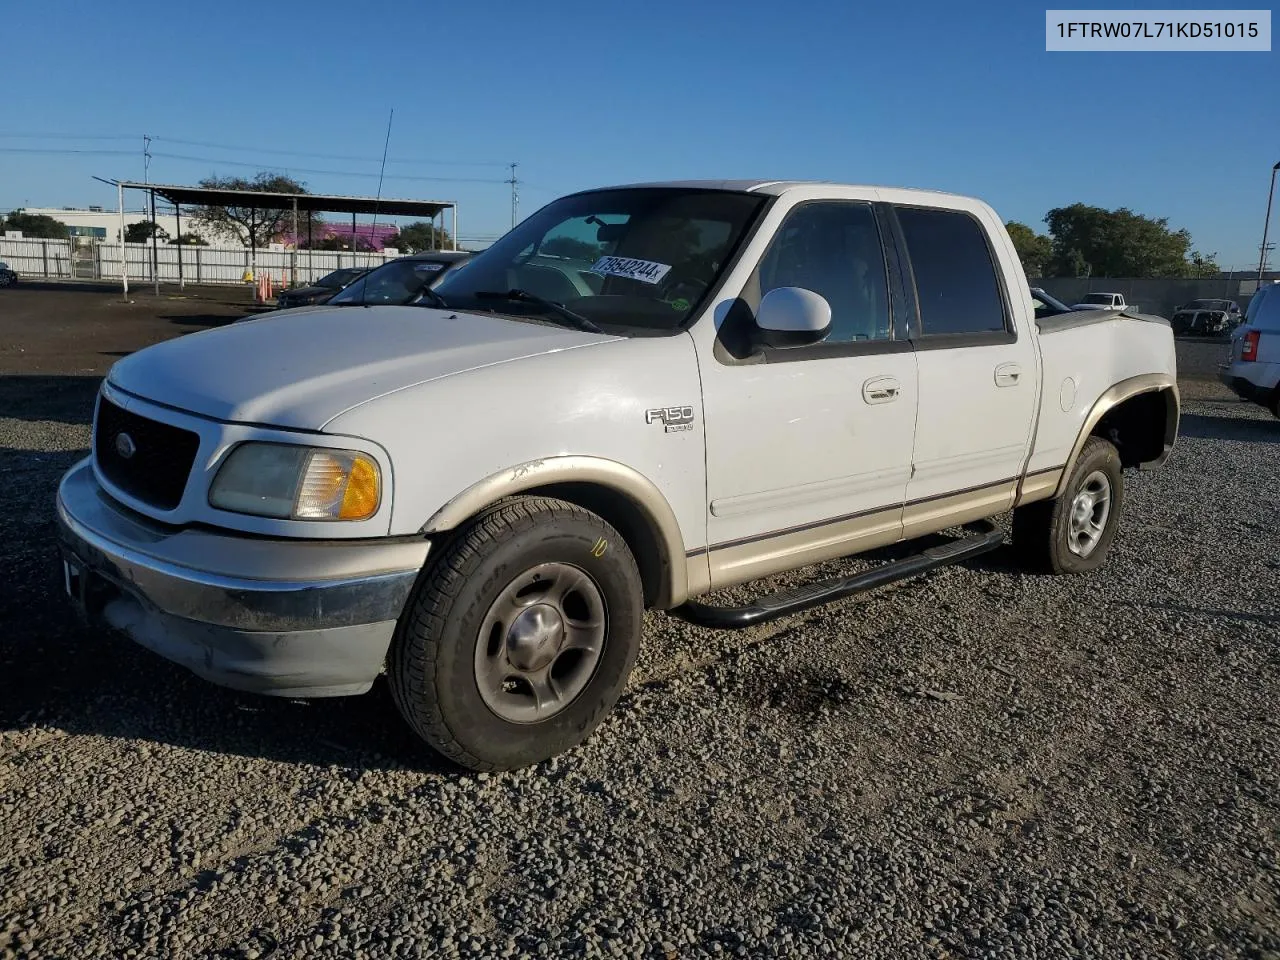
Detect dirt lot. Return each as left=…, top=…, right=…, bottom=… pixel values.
left=1, top=283, right=1277, bottom=959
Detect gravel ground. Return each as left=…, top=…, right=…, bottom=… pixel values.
left=1, top=315, right=1277, bottom=958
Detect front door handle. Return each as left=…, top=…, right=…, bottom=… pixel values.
left=994, top=363, right=1023, bottom=388
left=862, top=376, right=901, bottom=404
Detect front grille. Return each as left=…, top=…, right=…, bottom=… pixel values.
left=94, top=397, right=200, bottom=510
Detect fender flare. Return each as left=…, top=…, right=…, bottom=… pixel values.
left=1054, top=372, right=1179, bottom=498
left=421, top=456, right=690, bottom=608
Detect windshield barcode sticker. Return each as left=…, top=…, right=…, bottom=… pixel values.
left=589, top=256, right=672, bottom=285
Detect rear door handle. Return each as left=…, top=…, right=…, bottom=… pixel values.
left=862, top=376, right=901, bottom=404
left=994, top=363, right=1023, bottom=388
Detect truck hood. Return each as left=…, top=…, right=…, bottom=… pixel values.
left=108, top=305, right=616, bottom=430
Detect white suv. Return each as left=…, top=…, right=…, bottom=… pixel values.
left=1220, top=284, right=1280, bottom=417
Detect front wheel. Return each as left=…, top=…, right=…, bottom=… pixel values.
left=389, top=496, right=643, bottom=771
left=1012, top=437, right=1124, bottom=574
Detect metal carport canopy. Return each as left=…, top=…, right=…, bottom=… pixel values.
left=112, top=181, right=455, bottom=218
left=104, top=180, right=458, bottom=297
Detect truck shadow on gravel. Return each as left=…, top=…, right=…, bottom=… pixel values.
left=0, top=375, right=100, bottom=426
left=0, top=571, right=451, bottom=774
left=1178, top=412, right=1279, bottom=444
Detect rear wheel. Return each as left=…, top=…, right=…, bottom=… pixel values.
left=389, top=496, right=643, bottom=771
left=1012, top=437, right=1123, bottom=574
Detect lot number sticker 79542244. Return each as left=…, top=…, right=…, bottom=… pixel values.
left=589, top=256, right=672, bottom=285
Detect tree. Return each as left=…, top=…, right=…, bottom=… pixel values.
left=1188, top=250, right=1220, bottom=278
left=123, top=220, right=169, bottom=243
left=191, top=173, right=309, bottom=248
left=1005, top=221, right=1053, bottom=277
left=1044, top=203, right=1195, bottom=277
left=2, top=211, right=69, bottom=240
left=169, top=233, right=208, bottom=246
left=386, top=221, right=453, bottom=253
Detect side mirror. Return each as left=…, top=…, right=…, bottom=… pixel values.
left=755, top=286, right=832, bottom=348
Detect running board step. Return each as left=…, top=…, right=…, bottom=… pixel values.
left=669, top=520, right=1005, bottom=630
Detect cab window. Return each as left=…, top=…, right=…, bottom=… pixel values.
left=752, top=201, right=892, bottom=344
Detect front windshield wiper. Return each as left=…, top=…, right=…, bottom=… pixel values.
left=472, top=289, right=603, bottom=334
left=415, top=286, right=450, bottom=309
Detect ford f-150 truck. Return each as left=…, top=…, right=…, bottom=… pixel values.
left=56, top=181, right=1180, bottom=770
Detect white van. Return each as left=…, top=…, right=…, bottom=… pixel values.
left=1220, top=284, right=1280, bottom=417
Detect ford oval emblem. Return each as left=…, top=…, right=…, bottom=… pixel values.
left=114, top=432, right=137, bottom=460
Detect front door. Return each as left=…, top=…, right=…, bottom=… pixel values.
left=891, top=204, right=1038, bottom=537
left=697, top=200, right=919, bottom=588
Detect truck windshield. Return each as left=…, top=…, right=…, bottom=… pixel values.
left=433, top=188, right=767, bottom=333
left=1082, top=294, right=1113, bottom=304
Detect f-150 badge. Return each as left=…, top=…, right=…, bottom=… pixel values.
left=645, top=405, right=695, bottom=433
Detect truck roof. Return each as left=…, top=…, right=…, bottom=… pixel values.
left=585, top=179, right=972, bottom=202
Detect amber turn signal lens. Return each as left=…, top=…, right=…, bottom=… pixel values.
left=339, top=455, right=380, bottom=520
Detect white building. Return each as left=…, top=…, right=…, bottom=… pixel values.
left=19, top=206, right=240, bottom=245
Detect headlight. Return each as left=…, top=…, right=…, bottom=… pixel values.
left=209, top=443, right=381, bottom=521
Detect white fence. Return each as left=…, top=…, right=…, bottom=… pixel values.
left=0, top=237, right=400, bottom=287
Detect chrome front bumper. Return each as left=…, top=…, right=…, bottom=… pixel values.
left=55, top=458, right=430, bottom=697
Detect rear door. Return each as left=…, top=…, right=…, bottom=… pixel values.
left=890, top=204, right=1039, bottom=537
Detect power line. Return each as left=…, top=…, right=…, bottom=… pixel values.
left=0, top=147, right=135, bottom=156
left=0, top=134, right=510, bottom=169
left=0, top=133, right=139, bottom=141
left=151, top=136, right=509, bottom=167
left=148, top=151, right=507, bottom=183
left=0, top=144, right=510, bottom=186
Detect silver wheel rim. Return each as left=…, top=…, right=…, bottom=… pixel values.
left=474, top=562, right=607, bottom=724
left=1067, top=470, right=1111, bottom=558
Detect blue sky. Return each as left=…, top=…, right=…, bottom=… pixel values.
left=2, top=0, right=1276, bottom=265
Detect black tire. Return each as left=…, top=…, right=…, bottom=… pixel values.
left=389, top=496, right=643, bottom=771
left=1012, top=437, right=1123, bottom=574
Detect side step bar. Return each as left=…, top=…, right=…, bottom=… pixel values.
left=669, top=520, right=1005, bottom=630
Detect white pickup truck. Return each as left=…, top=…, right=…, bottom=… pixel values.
left=56, top=181, right=1179, bottom=770
left=1072, top=291, right=1135, bottom=312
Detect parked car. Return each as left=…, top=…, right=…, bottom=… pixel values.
left=0, top=262, right=18, bottom=287
left=1219, top=283, right=1280, bottom=417
left=1029, top=287, right=1076, bottom=319
left=275, top=268, right=367, bottom=309
left=55, top=181, right=1179, bottom=770
left=324, top=251, right=473, bottom=307
left=1071, top=291, right=1135, bottom=312
left=1171, top=298, right=1242, bottom=337
left=250, top=252, right=473, bottom=321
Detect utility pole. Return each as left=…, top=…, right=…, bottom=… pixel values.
left=1258, top=160, right=1280, bottom=285
left=143, top=134, right=153, bottom=259
left=507, top=162, right=519, bottom=229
